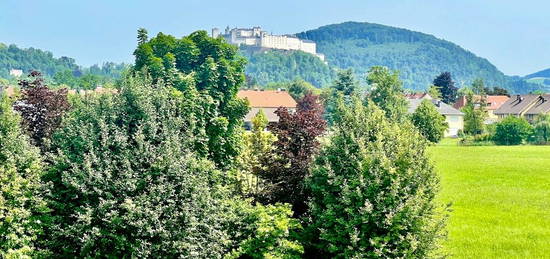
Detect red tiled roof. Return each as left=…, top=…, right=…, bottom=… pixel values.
left=454, top=95, right=509, bottom=110
left=405, top=93, right=431, bottom=99
left=237, top=90, right=297, bottom=108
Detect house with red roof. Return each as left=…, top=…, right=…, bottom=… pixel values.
left=454, top=95, right=509, bottom=123
left=237, top=89, right=297, bottom=129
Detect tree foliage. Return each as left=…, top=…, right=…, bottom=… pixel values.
left=322, top=69, right=359, bottom=125
left=493, top=116, right=533, bottom=145
left=532, top=114, right=550, bottom=144
left=367, top=66, right=408, bottom=121
left=243, top=49, right=334, bottom=88
left=14, top=71, right=70, bottom=151
left=261, top=93, right=326, bottom=216
left=133, top=30, right=249, bottom=168
left=411, top=99, right=448, bottom=143
left=433, top=72, right=458, bottom=104
left=306, top=97, right=446, bottom=258
left=226, top=202, right=303, bottom=259
left=462, top=91, right=487, bottom=136
left=42, top=76, right=237, bottom=257
left=0, top=93, right=47, bottom=258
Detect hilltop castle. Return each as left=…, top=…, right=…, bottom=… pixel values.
left=212, top=26, right=325, bottom=61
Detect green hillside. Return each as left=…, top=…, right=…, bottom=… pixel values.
left=295, top=22, right=534, bottom=92
left=0, top=43, right=80, bottom=77
left=242, top=48, right=335, bottom=87
left=525, top=68, right=550, bottom=79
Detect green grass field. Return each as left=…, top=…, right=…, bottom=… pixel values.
left=430, top=139, right=550, bottom=258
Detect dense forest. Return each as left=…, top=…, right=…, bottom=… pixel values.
left=295, top=22, right=541, bottom=93
left=242, top=49, right=335, bottom=87
left=0, top=43, right=128, bottom=89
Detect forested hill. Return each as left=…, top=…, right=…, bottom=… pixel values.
left=525, top=68, right=550, bottom=79
left=242, top=49, right=335, bottom=87
left=295, top=22, right=512, bottom=91
left=0, top=43, right=80, bottom=77
left=0, top=43, right=128, bottom=87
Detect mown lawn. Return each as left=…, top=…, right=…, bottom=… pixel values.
left=430, top=139, right=550, bottom=258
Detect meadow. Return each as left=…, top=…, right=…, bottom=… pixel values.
left=430, top=139, right=550, bottom=258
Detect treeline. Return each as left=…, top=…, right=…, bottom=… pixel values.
left=242, top=49, right=335, bottom=87
left=1, top=29, right=448, bottom=258
left=0, top=43, right=128, bottom=89
left=295, top=21, right=542, bottom=93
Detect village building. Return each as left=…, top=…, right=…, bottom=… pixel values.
left=237, top=89, right=297, bottom=129
left=213, top=26, right=325, bottom=61
left=0, top=86, right=16, bottom=96
left=406, top=93, right=464, bottom=137
left=453, top=95, right=509, bottom=123
left=495, top=94, right=550, bottom=121
left=9, top=69, right=23, bottom=77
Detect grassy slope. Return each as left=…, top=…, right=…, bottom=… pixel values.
left=430, top=139, right=550, bottom=258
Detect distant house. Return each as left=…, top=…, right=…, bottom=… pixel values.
left=0, top=86, right=16, bottom=97
left=407, top=94, right=464, bottom=137
left=454, top=95, right=509, bottom=123
left=9, top=69, right=23, bottom=77
left=495, top=94, right=550, bottom=121
left=237, top=89, right=297, bottom=129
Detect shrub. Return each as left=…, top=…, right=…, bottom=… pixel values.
left=0, top=93, right=48, bottom=258
left=226, top=202, right=303, bottom=259
left=410, top=99, right=448, bottom=143
left=532, top=114, right=550, bottom=144
left=493, top=116, right=533, bottom=145
left=42, top=76, right=236, bottom=258
left=306, top=97, right=446, bottom=258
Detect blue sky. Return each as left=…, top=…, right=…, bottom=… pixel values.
left=1, top=0, right=548, bottom=76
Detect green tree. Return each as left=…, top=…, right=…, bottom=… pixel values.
left=233, top=110, right=275, bottom=196
left=532, top=114, right=550, bottom=144
left=427, top=85, right=442, bottom=99
left=493, top=116, right=533, bottom=145
left=411, top=99, right=448, bottom=143
left=366, top=66, right=408, bottom=121
left=472, top=78, right=485, bottom=95
left=42, top=76, right=236, bottom=258
left=462, top=90, right=487, bottom=135
left=133, top=30, right=249, bottom=168
left=333, top=69, right=357, bottom=96
left=137, top=28, right=148, bottom=45
left=286, top=79, right=319, bottom=100
left=323, top=69, right=359, bottom=124
left=306, top=97, right=446, bottom=258
left=433, top=72, right=458, bottom=104
left=226, top=202, right=303, bottom=259
left=0, top=94, right=47, bottom=258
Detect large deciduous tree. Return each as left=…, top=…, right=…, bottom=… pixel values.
left=0, top=93, right=47, bottom=258
left=133, top=30, right=248, bottom=168
left=433, top=72, right=458, bottom=104
left=366, top=66, right=408, bottom=121
left=14, top=71, right=70, bottom=151
left=306, top=97, right=446, bottom=258
left=260, top=93, right=326, bottom=216
left=42, top=76, right=236, bottom=258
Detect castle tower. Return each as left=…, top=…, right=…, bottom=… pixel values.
left=212, top=28, right=220, bottom=38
